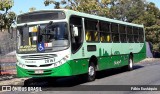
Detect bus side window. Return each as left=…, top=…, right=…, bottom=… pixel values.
left=119, top=25, right=127, bottom=43
left=127, top=26, right=133, bottom=43
left=107, top=35, right=111, bottom=42
left=100, top=35, right=105, bottom=41
left=133, top=27, right=139, bottom=43
left=86, top=31, right=91, bottom=41
left=111, top=23, right=119, bottom=43
left=85, top=18, right=99, bottom=42
left=139, top=28, right=144, bottom=42
left=99, top=21, right=110, bottom=42
left=94, top=31, right=98, bottom=41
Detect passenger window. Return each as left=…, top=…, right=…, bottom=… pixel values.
left=127, top=26, right=134, bottom=43
left=119, top=25, right=127, bottom=43
left=139, top=28, right=144, bottom=42
left=99, top=21, right=111, bottom=42
left=85, top=19, right=99, bottom=42
left=133, top=27, right=139, bottom=43
left=100, top=33, right=111, bottom=42
left=111, top=23, right=119, bottom=42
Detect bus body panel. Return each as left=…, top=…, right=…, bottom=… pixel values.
left=16, top=9, right=146, bottom=78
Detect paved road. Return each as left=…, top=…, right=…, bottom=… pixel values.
left=1, top=59, right=160, bottom=94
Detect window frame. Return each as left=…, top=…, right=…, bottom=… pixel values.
left=139, top=28, right=144, bottom=43
left=99, top=21, right=111, bottom=43
left=127, top=26, right=134, bottom=43
left=119, top=24, right=127, bottom=43
left=111, top=23, right=120, bottom=43
left=85, top=18, right=100, bottom=42
left=133, top=27, right=139, bottom=43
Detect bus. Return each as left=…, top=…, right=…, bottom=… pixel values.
left=16, top=9, right=146, bottom=82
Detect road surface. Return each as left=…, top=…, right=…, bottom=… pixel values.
left=1, top=58, right=160, bottom=94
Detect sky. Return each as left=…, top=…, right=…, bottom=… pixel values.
left=10, top=0, right=160, bottom=15
left=11, top=0, right=54, bottom=14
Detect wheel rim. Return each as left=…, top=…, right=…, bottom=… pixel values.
left=129, top=59, right=133, bottom=68
left=89, top=66, right=95, bottom=76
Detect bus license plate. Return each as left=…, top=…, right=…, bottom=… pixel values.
left=35, top=70, right=43, bottom=74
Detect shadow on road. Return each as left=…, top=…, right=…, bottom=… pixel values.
left=96, top=65, right=144, bottom=79
left=23, top=65, right=144, bottom=88
left=23, top=76, right=88, bottom=87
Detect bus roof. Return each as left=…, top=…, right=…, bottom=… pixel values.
left=18, top=9, right=144, bottom=28
left=65, top=9, right=144, bottom=28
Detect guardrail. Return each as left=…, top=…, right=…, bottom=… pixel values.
left=0, top=55, right=16, bottom=75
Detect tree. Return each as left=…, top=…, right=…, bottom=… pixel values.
left=0, top=0, right=16, bottom=32
left=44, top=0, right=61, bottom=9
left=133, top=11, right=157, bottom=26
left=133, top=2, right=160, bottom=26
left=44, top=0, right=111, bottom=16
left=109, top=0, right=147, bottom=22
left=29, top=7, right=36, bottom=12
left=145, top=25, right=160, bottom=51
left=146, top=2, right=160, bottom=18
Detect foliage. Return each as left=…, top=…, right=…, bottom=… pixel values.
left=44, top=0, right=61, bottom=9
left=133, top=2, right=160, bottom=27
left=0, top=0, right=16, bottom=32
left=44, top=0, right=111, bottom=16
left=29, top=7, right=36, bottom=12
left=108, top=0, right=146, bottom=22
left=145, top=25, right=160, bottom=51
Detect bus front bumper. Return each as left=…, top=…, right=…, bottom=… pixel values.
left=16, top=62, right=72, bottom=78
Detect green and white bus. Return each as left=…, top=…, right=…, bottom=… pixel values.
left=16, top=9, right=146, bottom=81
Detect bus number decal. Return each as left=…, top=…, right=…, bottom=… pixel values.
left=45, top=58, right=55, bottom=63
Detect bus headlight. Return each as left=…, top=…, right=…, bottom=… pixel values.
left=17, top=62, right=26, bottom=68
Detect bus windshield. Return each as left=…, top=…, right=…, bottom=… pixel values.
left=17, top=22, right=69, bottom=54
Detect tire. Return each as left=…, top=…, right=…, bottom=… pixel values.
left=87, top=62, right=96, bottom=82
left=128, top=58, right=133, bottom=71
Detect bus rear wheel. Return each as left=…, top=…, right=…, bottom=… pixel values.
left=127, top=58, right=133, bottom=71
left=87, top=62, right=96, bottom=82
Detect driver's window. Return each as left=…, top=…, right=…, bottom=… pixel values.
left=39, top=23, right=68, bottom=43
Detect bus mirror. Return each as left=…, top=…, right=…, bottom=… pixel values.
left=73, top=26, right=78, bottom=37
